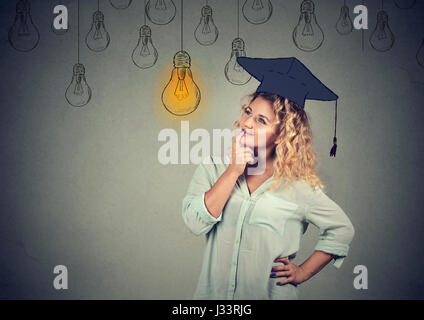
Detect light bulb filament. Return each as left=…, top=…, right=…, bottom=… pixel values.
left=174, top=68, right=189, bottom=101
left=377, top=23, right=387, bottom=40
left=202, top=17, right=211, bottom=34
left=94, top=23, right=103, bottom=39
left=141, top=37, right=151, bottom=56
left=252, top=0, right=264, bottom=11
left=155, top=0, right=166, bottom=10
left=18, top=14, right=29, bottom=35
left=74, top=76, right=84, bottom=96
left=342, top=11, right=349, bottom=27
left=233, top=63, right=243, bottom=72
left=302, top=14, right=313, bottom=36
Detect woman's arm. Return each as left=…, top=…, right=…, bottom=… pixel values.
left=298, top=250, right=334, bottom=282
left=204, top=130, right=255, bottom=218
left=204, top=169, right=240, bottom=219
left=304, top=188, right=355, bottom=269
left=182, top=160, right=221, bottom=236
left=272, top=251, right=334, bottom=286
left=182, top=131, right=253, bottom=235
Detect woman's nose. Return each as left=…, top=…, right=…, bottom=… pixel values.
left=244, top=116, right=254, bottom=128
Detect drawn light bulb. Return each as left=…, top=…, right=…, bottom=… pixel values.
left=86, top=10, right=110, bottom=52
left=292, top=0, right=324, bottom=52
left=146, top=0, right=176, bottom=25
left=242, top=0, right=273, bottom=24
left=369, top=10, right=394, bottom=52
left=394, top=0, right=416, bottom=9
left=224, top=38, right=251, bottom=85
left=109, top=0, right=133, bottom=9
left=65, top=63, right=92, bottom=107
left=132, top=25, right=158, bottom=69
left=417, top=39, right=424, bottom=68
left=162, top=51, right=201, bottom=116
left=194, top=5, right=219, bottom=46
left=335, top=4, right=353, bottom=35
left=8, top=0, right=40, bottom=52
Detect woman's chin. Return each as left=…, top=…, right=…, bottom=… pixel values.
left=241, top=135, right=255, bottom=146
left=241, top=139, right=261, bottom=149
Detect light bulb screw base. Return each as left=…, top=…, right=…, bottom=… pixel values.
left=173, top=50, right=191, bottom=68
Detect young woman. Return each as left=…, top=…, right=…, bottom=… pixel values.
left=182, top=59, right=355, bottom=300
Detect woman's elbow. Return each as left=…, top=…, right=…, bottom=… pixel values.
left=345, top=221, right=355, bottom=243
left=181, top=208, right=210, bottom=236
left=183, top=215, right=211, bottom=236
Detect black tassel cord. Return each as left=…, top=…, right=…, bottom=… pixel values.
left=330, top=99, right=338, bottom=157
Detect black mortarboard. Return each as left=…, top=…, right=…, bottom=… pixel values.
left=236, top=56, right=339, bottom=157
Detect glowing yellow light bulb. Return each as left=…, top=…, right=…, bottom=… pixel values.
left=162, top=50, right=201, bottom=116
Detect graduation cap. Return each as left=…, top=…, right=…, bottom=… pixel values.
left=236, top=56, right=339, bottom=157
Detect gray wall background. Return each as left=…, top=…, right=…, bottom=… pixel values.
left=0, top=0, right=423, bottom=299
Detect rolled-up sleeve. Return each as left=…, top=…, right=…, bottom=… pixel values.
left=304, top=188, right=355, bottom=268
left=182, top=159, right=222, bottom=236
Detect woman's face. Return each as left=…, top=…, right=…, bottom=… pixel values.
left=239, top=96, right=280, bottom=150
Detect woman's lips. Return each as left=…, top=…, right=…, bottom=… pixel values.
left=243, top=129, right=254, bottom=136
left=241, top=130, right=255, bottom=145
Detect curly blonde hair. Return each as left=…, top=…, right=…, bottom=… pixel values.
left=233, top=91, right=325, bottom=192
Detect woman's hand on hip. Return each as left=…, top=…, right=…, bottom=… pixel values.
left=270, top=257, right=309, bottom=286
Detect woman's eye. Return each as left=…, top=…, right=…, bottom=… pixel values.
left=244, top=109, right=252, bottom=115
left=258, top=118, right=266, bottom=124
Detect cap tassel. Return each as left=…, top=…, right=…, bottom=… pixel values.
left=330, top=137, right=337, bottom=157
left=330, top=100, right=338, bottom=157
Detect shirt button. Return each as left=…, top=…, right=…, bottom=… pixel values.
left=235, top=240, right=239, bottom=244
left=232, top=283, right=235, bottom=287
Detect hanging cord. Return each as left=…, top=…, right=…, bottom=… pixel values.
left=330, top=99, right=338, bottom=157
left=181, top=0, right=183, bottom=51
left=361, top=0, right=364, bottom=52
left=98, top=0, right=100, bottom=11
left=237, top=0, right=240, bottom=38
left=78, top=0, right=80, bottom=63
left=144, top=0, right=146, bottom=25
left=381, top=0, right=384, bottom=9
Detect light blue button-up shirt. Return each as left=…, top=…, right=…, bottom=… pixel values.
left=182, top=155, right=355, bottom=300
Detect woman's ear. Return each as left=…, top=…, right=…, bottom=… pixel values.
left=273, top=127, right=281, bottom=145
